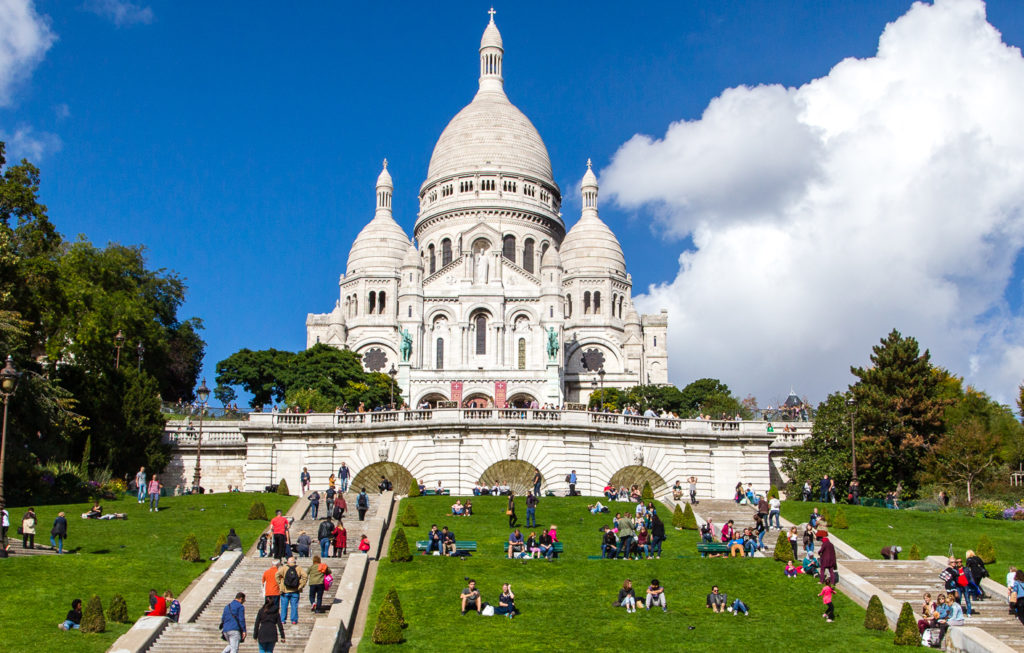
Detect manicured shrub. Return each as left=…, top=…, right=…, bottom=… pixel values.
left=80, top=595, right=106, bottom=633
left=680, top=503, right=698, bottom=530
left=672, top=503, right=684, bottom=528
left=107, top=594, right=130, bottom=623
left=907, top=544, right=922, bottom=560
left=821, top=506, right=832, bottom=525
left=893, top=602, right=919, bottom=645
left=773, top=531, right=790, bottom=562
left=976, top=534, right=995, bottom=563
left=214, top=533, right=227, bottom=554
left=400, top=502, right=419, bottom=528
left=248, top=501, right=268, bottom=520
left=641, top=481, right=654, bottom=504
left=389, top=528, right=412, bottom=563
left=181, top=533, right=201, bottom=562
left=277, top=478, right=290, bottom=495
left=407, top=479, right=421, bottom=497
left=864, top=595, right=888, bottom=631
left=384, top=587, right=407, bottom=627
left=371, top=597, right=404, bottom=644
left=833, top=506, right=849, bottom=529
left=768, top=485, right=780, bottom=500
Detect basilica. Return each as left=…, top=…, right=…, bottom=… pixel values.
left=306, top=13, right=667, bottom=409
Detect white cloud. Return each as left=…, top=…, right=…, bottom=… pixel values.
left=54, top=102, right=70, bottom=120
left=1, top=124, right=62, bottom=162
left=602, top=0, right=1024, bottom=405
left=84, top=0, right=153, bottom=27
left=0, top=0, right=56, bottom=106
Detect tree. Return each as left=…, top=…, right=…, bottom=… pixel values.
left=407, top=479, right=421, bottom=498
left=893, top=601, right=919, bottom=645
left=833, top=506, right=849, bottom=529
left=780, top=392, right=854, bottom=496
left=641, top=481, right=654, bottom=503
left=679, top=378, right=750, bottom=418
left=107, top=595, right=130, bottom=623
left=181, top=533, right=201, bottom=562
left=80, top=595, right=106, bottom=633
left=768, top=485, right=780, bottom=500
left=976, top=534, right=995, bottom=564
left=384, top=587, right=407, bottom=628
left=850, top=330, right=948, bottom=494
left=923, top=419, right=1001, bottom=503
left=679, top=503, right=698, bottom=530
left=389, top=528, right=412, bottom=562
left=864, top=595, right=888, bottom=631
left=907, top=544, right=922, bottom=560
left=371, top=597, right=404, bottom=644
left=248, top=501, right=268, bottom=520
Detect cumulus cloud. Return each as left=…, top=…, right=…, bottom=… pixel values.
left=84, top=0, right=153, bottom=27
left=1, top=124, right=62, bottom=162
left=0, top=0, right=56, bottom=106
left=602, top=0, right=1024, bottom=405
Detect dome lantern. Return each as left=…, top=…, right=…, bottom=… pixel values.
left=480, top=8, right=503, bottom=92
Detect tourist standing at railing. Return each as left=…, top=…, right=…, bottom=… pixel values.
left=338, top=462, right=350, bottom=492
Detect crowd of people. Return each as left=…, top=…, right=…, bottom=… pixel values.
left=596, top=506, right=666, bottom=560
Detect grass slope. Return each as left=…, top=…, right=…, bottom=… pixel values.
left=362, top=496, right=901, bottom=652
left=781, top=501, right=1022, bottom=580
left=0, top=492, right=295, bottom=652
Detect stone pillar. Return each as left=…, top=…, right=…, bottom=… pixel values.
left=545, top=361, right=562, bottom=406
left=398, top=361, right=412, bottom=406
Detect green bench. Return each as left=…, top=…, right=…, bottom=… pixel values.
left=503, top=541, right=564, bottom=558
left=415, top=540, right=476, bottom=553
left=697, top=542, right=733, bottom=557
left=423, top=489, right=451, bottom=496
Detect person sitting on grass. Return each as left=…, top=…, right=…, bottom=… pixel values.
left=617, top=579, right=637, bottom=613
left=601, top=526, right=617, bottom=559
left=645, top=579, right=667, bottom=612
left=507, top=529, right=525, bottom=559
left=802, top=552, right=819, bottom=577
left=538, top=528, right=555, bottom=560
left=451, top=499, right=465, bottom=516
left=461, top=579, right=481, bottom=615
left=728, top=598, right=750, bottom=616
left=58, top=598, right=82, bottom=631
left=442, top=526, right=457, bottom=556
left=635, top=526, right=651, bottom=559
left=84, top=502, right=103, bottom=519
left=464, top=500, right=473, bottom=517
left=785, top=561, right=799, bottom=577
left=707, top=586, right=727, bottom=613
left=426, top=524, right=442, bottom=555
left=494, top=583, right=519, bottom=619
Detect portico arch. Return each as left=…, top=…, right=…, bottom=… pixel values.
left=351, top=461, right=415, bottom=495
left=478, top=460, right=542, bottom=496
left=462, top=393, right=493, bottom=408
left=415, top=392, right=449, bottom=408
left=507, top=392, right=538, bottom=407
left=607, top=465, right=669, bottom=496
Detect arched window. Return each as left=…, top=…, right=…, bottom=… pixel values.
left=475, top=314, right=487, bottom=355
left=428, top=244, right=436, bottom=274
left=523, top=238, right=535, bottom=272
left=377, top=291, right=386, bottom=314
left=594, top=291, right=601, bottom=314
left=502, top=235, right=516, bottom=262
left=654, top=336, right=657, bottom=348
left=583, top=291, right=591, bottom=315
left=518, top=338, right=526, bottom=370
left=368, top=291, right=376, bottom=314
left=441, top=238, right=452, bottom=267
left=436, top=338, right=444, bottom=370
left=618, top=296, right=624, bottom=318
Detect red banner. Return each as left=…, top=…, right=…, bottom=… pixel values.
left=451, top=381, right=463, bottom=406
left=494, top=381, right=507, bottom=409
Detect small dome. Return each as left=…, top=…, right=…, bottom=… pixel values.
left=561, top=214, right=626, bottom=276
left=346, top=216, right=410, bottom=275
left=582, top=158, right=598, bottom=189
left=481, top=15, right=503, bottom=50
left=541, top=245, right=561, bottom=268
left=377, top=159, right=393, bottom=189
left=402, top=243, right=422, bottom=268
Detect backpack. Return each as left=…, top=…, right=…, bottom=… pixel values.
left=565, top=474, right=571, bottom=483
left=257, top=534, right=268, bottom=551
left=284, top=565, right=300, bottom=588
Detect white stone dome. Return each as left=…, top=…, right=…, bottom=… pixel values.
left=561, top=214, right=626, bottom=276
left=346, top=215, right=410, bottom=275
left=402, top=243, right=422, bottom=268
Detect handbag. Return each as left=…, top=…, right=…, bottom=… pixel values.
left=324, top=573, right=333, bottom=591
left=505, top=509, right=512, bottom=516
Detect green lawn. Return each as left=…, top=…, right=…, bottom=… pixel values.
left=781, top=501, right=1022, bottom=580
left=362, top=496, right=902, bottom=652
left=0, top=492, right=295, bottom=652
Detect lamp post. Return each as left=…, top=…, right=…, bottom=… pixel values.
left=136, top=341, right=145, bottom=373
left=191, top=379, right=210, bottom=493
left=591, top=379, right=598, bottom=411
left=114, top=329, right=125, bottom=370
left=847, top=398, right=857, bottom=483
left=0, top=355, right=21, bottom=557
left=599, top=367, right=606, bottom=410
left=388, top=364, right=397, bottom=409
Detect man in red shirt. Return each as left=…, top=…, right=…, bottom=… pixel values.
left=270, top=510, right=290, bottom=559
left=262, top=560, right=281, bottom=610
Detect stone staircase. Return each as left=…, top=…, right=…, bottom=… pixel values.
left=842, top=560, right=1024, bottom=651
left=145, top=492, right=380, bottom=653
left=691, top=499, right=786, bottom=557
left=5, top=538, right=60, bottom=557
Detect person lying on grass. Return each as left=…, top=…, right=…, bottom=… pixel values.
left=461, top=579, right=481, bottom=615
left=707, top=586, right=727, bottom=613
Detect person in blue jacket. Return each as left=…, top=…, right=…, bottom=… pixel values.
left=220, top=592, right=247, bottom=653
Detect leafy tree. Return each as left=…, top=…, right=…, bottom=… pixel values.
left=850, top=330, right=948, bottom=494
left=389, top=528, right=412, bottom=563
left=780, top=391, right=854, bottom=496
left=864, top=595, right=888, bottom=631
left=893, top=602, right=919, bottom=645
left=923, top=419, right=1002, bottom=503
left=80, top=595, right=106, bottom=633
left=679, top=378, right=750, bottom=418
left=587, top=386, right=625, bottom=411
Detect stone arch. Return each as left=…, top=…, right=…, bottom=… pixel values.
left=351, top=461, right=415, bottom=495
left=607, top=465, right=669, bottom=496
left=414, top=390, right=449, bottom=407
left=507, top=391, right=538, bottom=407
left=478, top=460, right=542, bottom=496
left=462, top=392, right=492, bottom=408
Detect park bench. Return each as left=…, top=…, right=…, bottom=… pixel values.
left=502, top=542, right=564, bottom=558
left=697, top=542, right=734, bottom=557
left=423, top=489, right=451, bottom=496
left=415, top=540, right=477, bottom=553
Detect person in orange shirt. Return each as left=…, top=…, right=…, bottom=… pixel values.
left=262, top=560, right=282, bottom=610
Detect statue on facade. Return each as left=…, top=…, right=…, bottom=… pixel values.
left=400, top=328, right=413, bottom=362
left=475, top=250, right=489, bottom=283
left=507, top=428, right=520, bottom=460
left=378, top=438, right=390, bottom=462
left=632, top=444, right=644, bottom=466
left=546, top=327, right=558, bottom=362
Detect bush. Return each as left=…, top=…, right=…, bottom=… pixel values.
left=976, top=534, right=996, bottom=564
left=768, top=485, right=780, bottom=500
left=680, top=503, right=698, bottom=530
left=893, top=601, right=919, bottom=645
left=864, top=595, right=888, bottom=631
left=641, top=481, right=655, bottom=504
left=248, top=501, right=268, bottom=520
left=821, top=506, right=832, bottom=525
left=371, top=597, right=404, bottom=644
left=672, top=503, right=685, bottom=528
left=107, top=594, right=130, bottom=623
left=80, top=595, right=106, bottom=633
left=407, top=479, right=421, bottom=498
left=277, top=478, right=290, bottom=495
left=976, top=500, right=1005, bottom=519
left=399, top=502, right=419, bottom=528
left=907, top=544, right=923, bottom=560
left=181, top=533, right=201, bottom=562
left=773, top=531, right=790, bottom=562
left=214, top=533, right=227, bottom=554
left=389, top=528, right=412, bottom=563
left=833, top=506, right=849, bottom=529
left=384, top=587, right=407, bottom=627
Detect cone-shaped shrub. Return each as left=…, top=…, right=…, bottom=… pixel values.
left=389, top=528, right=412, bottom=562
left=672, top=504, right=685, bottom=528
left=248, top=500, right=268, bottom=520
left=214, top=533, right=227, bottom=554
left=641, top=481, right=655, bottom=504
left=907, top=544, right=922, bottom=560
left=864, top=595, right=888, bottom=631
left=833, top=506, right=849, bottom=529
left=384, top=587, right=407, bottom=627
left=680, top=503, right=698, bottom=530
left=768, top=485, right=780, bottom=500
left=400, top=502, right=419, bottom=528
left=407, top=479, right=421, bottom=497
left=277, top=478, right=290, bottom=495
left=372, top=597, right=404, bottom=644
left=181, top=533, right=201, bottom=562
left=107, top=594, right=130, bottom=623
left=81, top=595, right=106, bottom=633
left=893, top=602, right=919, bottom=645
left=977, top=534, right=995, bottom=563
left=821, top=506, right=832, bottom=525
left=773, top=531, right=790, bottom=562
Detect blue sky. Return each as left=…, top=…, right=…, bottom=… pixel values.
left=4, top=1, right=1024, bottom=406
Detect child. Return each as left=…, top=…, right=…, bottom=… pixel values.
left=785, top=561, right=799, bottom=577
left=165, top=591, right=180, bottom=623
left=819, top=582, right=835, bottom=622
left=358, top=534, right=371, bottom=553
left=257, top=532, right=268, bottom=558
left=58, top=599, right=83, bottom=631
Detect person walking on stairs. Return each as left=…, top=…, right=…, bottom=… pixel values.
left=261, top=561, right=281, bottom=610
left=276, top=555, right=307, bottom=625
left=220, top=592, right=246, bottom=653
left=254, top=595, right=285, bottom=653
left=356, top=489, right=369, bottom=521
left=270, top=510, right=289, bottom=559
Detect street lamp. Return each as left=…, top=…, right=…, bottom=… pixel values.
left=598, top=367, right=606, bottom=411
left=114, top=329, right=125, bottom=370
left=847, top=397, right=858, bottom=484
left=591, top=379, right=598, bottom=411
left=136, top=341, right=145, bottom=373
left=191, top=379, right=210, bottom=493
left=388, top=364, right=397, bottom=409
left=0, top=355, right=22, bottom=557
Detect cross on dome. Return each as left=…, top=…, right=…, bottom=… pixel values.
left=382, top=158, right=388, bottom=169
left=587, top=158, right=592, bottom=169
left=488, top=7, right=496, bottom=21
